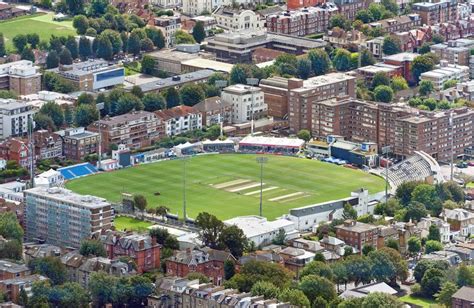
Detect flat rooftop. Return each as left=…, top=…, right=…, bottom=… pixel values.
left=24, top=186, right=110, bottom=209
left=126, top=69, right=215, bottom=92
left=383, top=52, right=419, bottom=62
left=181, top=58, right=234, bottom=73
left=293, top=72, right=355, bottom=92
left=0, top=260, right=29, bottom=274
left=223, top=84, right=261, bottom=94
left=49, top=59, right=122, bottom=77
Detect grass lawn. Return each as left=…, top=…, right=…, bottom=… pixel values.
left=67, top=154, right=385, bottom=220
left=400, top=295, right=437, bottom=308
left=113, top=216, right=152, bottom=232
left=0, top=13, right=75, bottom=51
left=467, top=182, right=474, bottom=188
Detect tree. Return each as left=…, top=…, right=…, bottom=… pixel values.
left=371, top=72, right=391, bottom=89
left=368, top=250, right=396, bottom=283
left=164, top=87, right=181, bottom=108
left=34, top=113, right=56, bottom=131
left=77, top=92, right=95, bottom=105
left=192, top=21, right=206, bottom=43
left=80, top=239, right=107, bottom=257
left=443, top=79, right=457, bottom=90
left=297, top=58, right=312, bottom=79
left=39, top=102, right=64, bottom=128
left=88, top=271, right=118, bottom=307
left=308, top=49, right=331, bottom=76
left=145, top=28, right=165, bottom=49
left=456, top=264, right=474, bottom=287
left=414, top=259, right=449, bottom=283
left=374, top=85, right=394, bottom=103
left=404, top=202, right=428, bottom=222
left=333, top=48, right=352, bottom=71
left=362, top=292, right=402, bottom=308
left=30, top=257, right=67, bottom=285
left=49, top=35, right=64, bottom=53
left=140, top=38, right=154, bottom=52
left=418, top=80, right=434, bottom=96
left=421, top=267, right=446, bottom=297
left=425, top=240, right=443, bottom=254
left=96, top=35, right=113, bottom=60
left=155, top=205, right=169, bottom=221
left=131, top=85, right=144, bottom=99
left=435, top=281, right=458, bottom=307
left=412, top=55, right=435, bottom=83
left=12, top=34, right=27, bottom=53
left=65, top=36, right=78, bottom=59
left=272, top=228, right=286, bottom=245
left=386, top=238, right=399, bottom=251
left=78, top=36, right=92, bottom=59
left=73, top=15, right=89, bottom=35
left=329, top=14, right=351, bottom=30
left=362, top=244, right=375, bottom=256
left=133, top=194, right=147, bottom=215
left=382, top=36, right=401, bottom=55
left=141, top=55, right=156, bottom=75
left=300, top=261, right=333, bottom=280
left=396, top=181, right=421, bottom=206
left=59, top=48, right=73, bottom=65
left=391, top=76, right=408, bottom=92
left=431, top=34, right=445, bottom=44
left=175, top=30, right=196, bottom=44
left=299, top=275, right=336, bottom=303
left=75, top=104, right=99, bottom=127
left=88, top=0, right=108, bottom=17
left=126, top=32, right=141, bottom=55
left=278, top=288, right=310, bottom=308
left=0, top=33, right=5, bottom=57
left=408, top=236, right=421, bottom=256
left=27, top=33, right=40, bottom=49
left=229, top=64, right=249, bottom=85
left=142, top=93, right=165, bottom=112
left=66, top=0, right=85, bottom=15
left=116, top=93, right=144, bottom=115
left=179, top=84, right=205, bottom=106
left=250, top=281, right=279, bottom=299
left=0, top=239, right=22, bottom=260
left=46, top=50, right=60, bottom=69
left=64, top=105, right=73, bottom=125
left=196, top=212, right=224, bottom=248
left=360, top=49, right=375, bottom=67
left=224, top=260, right=235, bottom=280
left=21, top=47, right=35, bottom=62
left=219, top=225, right=247, bottom=258
left=419, top=42, right=432, bottom=54
left=297, top=129, right=311, bottom=142
left=342, top=203, right=358, bottom=220
left=355, top=9, right=373, bottom=23
left=428, top=224, right=441, bottom=242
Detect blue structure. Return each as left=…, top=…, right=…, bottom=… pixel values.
left=58, top=163, right=98, bottom=180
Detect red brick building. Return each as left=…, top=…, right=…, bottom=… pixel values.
left=101, top=231, right=161, bottom=274
left=335, top=220, right=379, bottom=252
left=0, top=138, right=30, bottom=168
left=166, top=248, right=235, bottom=286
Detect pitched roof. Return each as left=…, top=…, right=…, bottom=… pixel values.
left=452, top=286, right=474, bottom=302
left=193, top=97, right=231, bottom=112
left=155, top=105, right=200, bottom=121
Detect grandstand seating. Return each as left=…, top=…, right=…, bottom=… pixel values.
left=382, top=151, right=442, bottom=189
left=58, top=163, right=98, bottom=180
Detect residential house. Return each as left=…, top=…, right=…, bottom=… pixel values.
left=165, top=248, right=235, bottom=286
left=442, top=208, right=474, bottom=237
left=278, top=247, right=315, bottom=278
left=324, top=28, right=366, bottom=48
left=335, top=220, right=379, bottom=252
left=193, top=96, right=232, bottom=127
left=452, top=286, right=474, bottom=308
left=101, top=231, right=161, bottom=273
left=32, top=130, right=63, bottom=160
left=0, top=275, right=47, bottom=304
left=55, top=127, right=99, bottom=161
left=0, top=261, right=30, bottom=281
left=0, top=138, right=30, bottom=168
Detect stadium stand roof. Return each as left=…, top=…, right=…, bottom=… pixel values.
left=58, top=163, right=98, bottom=180
left=382, top=151, right=442, bottom=190
left=239, top=136, right=305, bottom=148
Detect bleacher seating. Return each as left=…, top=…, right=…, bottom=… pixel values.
left=58, top=163, right=98, bottom=180
left=383, top=151, right=442, bottom=189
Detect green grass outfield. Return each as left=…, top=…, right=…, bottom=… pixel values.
left=113, top=216, right=152, bottom=232
left=66, top=154, right=386, bottom=220
left=0, top=13, right=75, bottom=51
left=399, top=295, right=437, bottom=308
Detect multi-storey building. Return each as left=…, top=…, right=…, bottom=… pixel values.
left=155, top=105, right=202, bottom=136
left=287, top=72, right=356, bottom=134
left=48, top=59, right=125, bottom=92
left=333, top=0, right=371, bottom=21
left=221, top=84, right=267, bottom=124
left=101, top=231, right=161, bottom=273
left=420, top=61, right=469, bottom=90
left=0, top=260, right=30, bottom=281
left=0, top=138, right=31, bottom=168
left=0, top=60, right=41, bottom=96
left=87, top=111, right=164, bottom=152
left=442, top=208, right=474, bottom=237
left=32, top=130, right=63, bottom=161
left=152, top=15, right=181, bottom=47
left=24, top=186, right=113, bottom=248
left=335, top=220, right=380, bottom=251
left=0, top=99, right=36, bottom=139
left=193, top=96, right=232, bottom=126
left=412, top=0, right=458, bottom=25
left=259, top=77, right=304, bottom=119
left=213, top=7, right=264, bottom=32
left=368, top=14, right=421, bottom=33
left=0, top=275, right=47, bottom=304
left=55, top=127, right=99, bottom=161
left=430, top=39, right=474, bottom=66
left=266, top=4, right=338, bottom=37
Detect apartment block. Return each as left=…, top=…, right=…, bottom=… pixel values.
left=55, top=127, right=99, bottom=161
left=412, top=0, right=458, bottom=25
left=266, top=4, right=338, bottom=37
left=420, top=61, right=469, bottom=90
left=151, top=15, right=181, bottom=48
left=0, top=60, right=41, bottom=96
left=431, top=39, right=474, bottom=66
left=155, top=105, right=202, bottom=136
left=213, top=7, right=264, bottom=32
left=24, top=186, right=113, bottom=248
left=87, top=111, right=165, bottom=152
left=335, top=220, right=379, bottom=251
left=287, top=72, right=356, bottom=134
left=368, top=14, right=421, bottom=33
left=333, top=0, right=371, bottom=21
left=32, top=130, right=63, bottom=161
left=221, top=84, right=267, bottom=124
left=0, top=99, right=36, bottom=139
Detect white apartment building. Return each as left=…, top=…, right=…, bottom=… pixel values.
left=156, top=105, right=203, bottom=136
left=221, top=84, right=267, bottom=124
left=150, top=0, right=182, bottom=8
left=182, top=0, right=213, bottom=16
left=213, top=7, right=264, bottom=31
left=420, top=61, right=469, bottom=90
left=0, top=99, right=36, bottom=139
